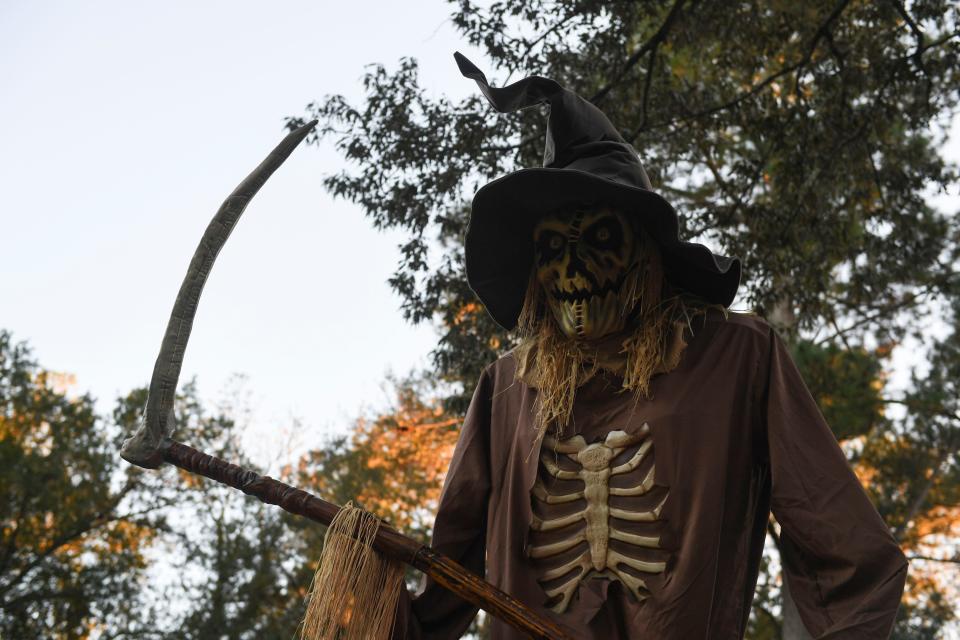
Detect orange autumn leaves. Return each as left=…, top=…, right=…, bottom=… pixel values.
left=291, top=379, right=461, bottom=540
left=352, top=386, right=460, bottom=533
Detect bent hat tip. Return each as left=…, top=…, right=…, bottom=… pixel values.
left=453, top=51, right=482, bottom=79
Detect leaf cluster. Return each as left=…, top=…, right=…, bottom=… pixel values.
left=0, top=332, right=162, bottom=638
left=290, top=0, right=959, bottom=408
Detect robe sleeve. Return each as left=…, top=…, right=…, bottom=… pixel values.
left=759, top=326, right=908, bottom=639
left=394, top=365, right=493, bottom=640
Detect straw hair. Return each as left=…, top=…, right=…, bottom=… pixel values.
left=300, top=502, right=404, bottom=640
left=515, top=226, right=723, bottom=446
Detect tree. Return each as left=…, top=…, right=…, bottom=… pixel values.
left=125, top=380, right=311, bottom=640
left=288, top=375, right=482, bottom=634
left=289, top=1, right=960, bottom=635
left=0, top=331, right=162, bottom=638
left=859, top=297, right=960, bottom=638
left=292, top=375, right=460, bottom=543
left=0, top=330, right=316, bottom=639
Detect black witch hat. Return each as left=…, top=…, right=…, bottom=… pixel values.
left=455, top=53, right=741, bottom=330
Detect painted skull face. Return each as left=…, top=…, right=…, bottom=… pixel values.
left=534, top=207, right=640, bottom=340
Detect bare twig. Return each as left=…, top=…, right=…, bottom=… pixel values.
left=814, top=280, right=948, bottom=345
left=890, top=1, right=929, bottom=71
left=519, top=13, right=578, bottom=63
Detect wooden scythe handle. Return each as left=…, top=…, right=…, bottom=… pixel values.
left=120, top=122, right=571, bottom=640
left=164, top=440, right=574, bottom=640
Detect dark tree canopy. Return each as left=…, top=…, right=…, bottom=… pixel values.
left=1, top=333, right=313, bottom=639
left=289, top=0, right=959, bottom=403
left=289, top=1, right=960, bottom=635
left=0, top=332, right=161, bottom=638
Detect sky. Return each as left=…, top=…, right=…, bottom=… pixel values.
left=2, top=1, right=958, bottom=468
left=0, top=0, right=485, bottom=463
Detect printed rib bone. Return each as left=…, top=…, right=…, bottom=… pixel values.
left=611, top=439, right=653, bottom=473
left=527, top=423, right=669, bottom=612
left=609, top=495, right=667, bottom=522
left=528, top=532, right=587, bottom=558
left=609, top=465, right=656, bottom=495
left=532, top=480, right=582, bottom=504
left=607, top=550, right=667, bottom=574
left=531, top=510, right=584, bottom=531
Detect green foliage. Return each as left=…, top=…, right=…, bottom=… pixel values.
left=289, top=1, right=960, bottom=636
left=791, top=339, right=887, bottom=441
left=0, top=332, right=316, bottom=639
left=860, top=295, right=960, bottom=550
left=290, top=374, right=461, bottom=544
left=0, top=331, right=470, bottom=638
left=173, top=498, right=306, bottom=640
left=0, top=331, right=161, bottom=638
left=289, top=0, right=960, bottom=406
left=129, top=382, right=310, bottom=640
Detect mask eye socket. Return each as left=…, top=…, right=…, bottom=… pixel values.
left=583, top=216, right=623, bottom=251
left=536, top=231, right=566, bottom=265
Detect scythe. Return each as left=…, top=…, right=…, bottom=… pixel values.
left=119, top=121, right=572, bottom=640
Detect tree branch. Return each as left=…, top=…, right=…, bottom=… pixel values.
left=518, top=13, right=578, bottom=64
left=814, top=279, right=950, bottom=345
left=894, top=448, right=950, bottom=541
left=591, top=0, right=686, bottom=104
left=0, top=493, right=30, bottom=577
left=632, top=0, right=852, bottom=138
left=637, top=42, right=660, bottom=132
left=1, top=587, right=85, bottom=609
left=889, top=1, right=929, bottom=73
left=0, top=479, right=141, bottom=599
left=907, top=553, right=960, bottom=565
left=881, top=397, right=960, bottom=423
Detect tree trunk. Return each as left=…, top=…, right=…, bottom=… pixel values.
left=782, top=578, right=815, bottom=640
left=769, top=295, right=815, bottom=640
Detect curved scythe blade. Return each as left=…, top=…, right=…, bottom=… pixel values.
left=121, top=120, right=317, bottom=468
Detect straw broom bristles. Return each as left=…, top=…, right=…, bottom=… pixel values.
left=300, top=502, right=405, bottom=640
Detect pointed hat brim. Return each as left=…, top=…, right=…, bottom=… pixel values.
left=466, top=167, right=742, bottom=330
left=455, top=52, right=741, bottom=329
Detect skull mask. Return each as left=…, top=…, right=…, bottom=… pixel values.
left=533, top=207, right=641, bottom=340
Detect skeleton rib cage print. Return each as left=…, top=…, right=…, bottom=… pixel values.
left=527, top=423, right=669, bottom=613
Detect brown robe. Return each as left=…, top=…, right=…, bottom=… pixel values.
left=397, top=311, right=907, bottom=639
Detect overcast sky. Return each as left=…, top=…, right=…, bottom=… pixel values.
left=2, top=2, right=958, bottom=467
left=0, top=0, right=485, bottom=462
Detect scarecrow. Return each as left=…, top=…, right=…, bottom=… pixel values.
left=393, top=55, right=908, bottom=639
left=120, top=53, right=907, bottom=640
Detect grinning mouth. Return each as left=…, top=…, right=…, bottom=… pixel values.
left=550, top=268, right=631, bottom=304
left=551, top=282, right=617, bottom=303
